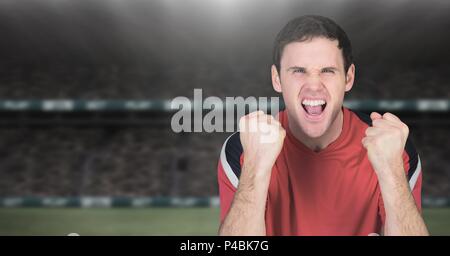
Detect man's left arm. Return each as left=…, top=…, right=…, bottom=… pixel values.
left=362, top=112, right=429, bottom=236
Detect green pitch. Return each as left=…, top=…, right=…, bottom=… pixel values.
left=0, top=207, right=449, bottom=235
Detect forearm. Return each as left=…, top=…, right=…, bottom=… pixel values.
left=219, top=165, right=270, bottom=236
left=378, top=165, right=429, bottom=236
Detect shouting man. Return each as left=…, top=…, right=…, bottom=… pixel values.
left=217, top=15, right=428, bottom=236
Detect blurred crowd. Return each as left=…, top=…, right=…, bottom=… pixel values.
left=0, top=62, right=448, bottom=198
left=0, top=127, right=228, bottom=197
left=0, top=125, right=447, bottom=198
left=0, top=64, right=449, bottom=100
left=0, top=0, right=448, bottom=201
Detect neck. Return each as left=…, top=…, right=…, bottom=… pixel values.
left=289, top=108, right=344, bottom=152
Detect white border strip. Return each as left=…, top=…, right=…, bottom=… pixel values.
left=409, top=156, right=422, bottom=191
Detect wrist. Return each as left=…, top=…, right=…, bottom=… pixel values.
left=374, top=156, right=404, bottom=182
left=238, top=170, right=271, bottom=193
left=241, top=160, right=273, bottom=184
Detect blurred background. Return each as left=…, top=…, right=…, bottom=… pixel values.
left=0, top=0, right=449, bottom=235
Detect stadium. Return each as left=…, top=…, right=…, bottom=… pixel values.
left=0, top=0, right=449, bottom=235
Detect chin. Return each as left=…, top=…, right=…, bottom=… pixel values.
left=300, top=122, right=329, bottom=138
left=298, top=103, right=330, bottom=138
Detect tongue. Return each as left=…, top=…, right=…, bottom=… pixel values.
left=304, top=105, right=323, bottom=115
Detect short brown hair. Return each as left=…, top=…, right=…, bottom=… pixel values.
left=273, top=15, right=353, bottom=73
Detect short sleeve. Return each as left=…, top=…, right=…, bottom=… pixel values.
left=217, top=132, right=243, bottom=223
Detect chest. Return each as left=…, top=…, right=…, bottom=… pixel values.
left=268, top=147, right=380, bottom=217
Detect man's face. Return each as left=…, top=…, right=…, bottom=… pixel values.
left=272, top=37, right=355, bottom=138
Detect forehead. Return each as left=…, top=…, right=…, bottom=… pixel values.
left=280, top=37, right=344, bottom=69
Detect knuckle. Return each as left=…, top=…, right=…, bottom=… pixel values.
left=372, top=119, right=382, bottom=126
left=402, top=123, right=409, bottom=133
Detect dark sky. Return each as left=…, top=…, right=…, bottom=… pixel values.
left=0, top=0, right=449, bottom=100
left=0, top=0, right=449, bottom=68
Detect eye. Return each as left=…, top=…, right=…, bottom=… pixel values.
left=321, top=68, right=335, bottom=74
left=293, top=68, right=306, bottom=74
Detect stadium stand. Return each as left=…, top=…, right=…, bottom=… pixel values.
left=0, top=0, right=448, bottom=209
left=0, top=124, right=448, bottom=200
left=0, top=64, right=449, bottom=99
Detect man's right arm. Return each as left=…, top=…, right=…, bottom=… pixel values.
left=218, top=111, right=286, bottom=236
left=218, top=161, right=272, bottom=235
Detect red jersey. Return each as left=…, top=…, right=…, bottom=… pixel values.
left=217, top=107, right=422, bottom=236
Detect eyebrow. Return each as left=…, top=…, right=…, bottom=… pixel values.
left=321, top=66, right=339, bottom=71
left=286, top=66, right=305, bottom=72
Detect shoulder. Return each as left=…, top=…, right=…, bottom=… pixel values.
left=347, top=108, right=373, bottom=127
left=219, top=132, right=243, bottom=188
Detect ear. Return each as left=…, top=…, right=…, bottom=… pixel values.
left=344, top=63, right=355, bottom=92
left=271, top=64, right=282, bottom=93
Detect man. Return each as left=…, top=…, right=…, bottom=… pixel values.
left=217, top=15, right=428, bottom=236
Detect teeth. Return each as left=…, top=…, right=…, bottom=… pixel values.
left=302, top=99, right=326, bottom=106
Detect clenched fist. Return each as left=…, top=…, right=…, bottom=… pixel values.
left=239, top=111, right=286, bottom=182
left=362, top=112, right=409, bottom=179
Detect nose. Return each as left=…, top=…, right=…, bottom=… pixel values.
left=303, top=73, right=325, bottom=92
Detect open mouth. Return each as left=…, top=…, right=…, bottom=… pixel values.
left=301, top=99, right=327, bottom=118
